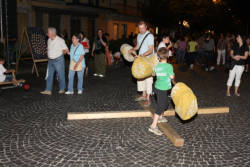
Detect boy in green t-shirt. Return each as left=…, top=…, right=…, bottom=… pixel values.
left=149, top=47, right=175, bottom=136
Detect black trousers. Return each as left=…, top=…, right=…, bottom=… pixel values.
left=154, top=88, right=169, bottom=116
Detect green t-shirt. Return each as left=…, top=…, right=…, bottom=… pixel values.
left=154, top=63, right=174, bottom=91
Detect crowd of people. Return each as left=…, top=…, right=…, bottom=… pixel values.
left=127, top=21, right=249, bottom=135
left=156, top=32, right=250, bottom=97
left=1, top=21, right=249, bottom=135
left=40, top=27, right=121, bottom=95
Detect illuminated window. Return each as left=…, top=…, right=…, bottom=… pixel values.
left=113, top=23, right=119, bottom=40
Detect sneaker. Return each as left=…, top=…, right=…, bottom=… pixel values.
left=135, top=96, right=147, bottom=102
left=58, top=90, right=65, bottom=94
left=40, top=90, right=52, bottom=95
left=148, top=125, right=163, bottom=136
left=158, top=117, right=168, bottom=123
left=99, top=74, right=104, bottom=77
left=93, top=73, right=98, bottom=76
left=65, top=91, right=74, bottom=95
left=78, top=90, right=82, bottom=95
left=205, top=68, right=208, bottom=72
left=209, top=66, right=215, bottom=71
left=11, top=62, right=16, bottom=65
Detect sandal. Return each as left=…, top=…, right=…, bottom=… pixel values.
left=144, top=100, right=151, bottom=107
left=234, top=93, right=240, bottom=97
left=135, top=96, right=147, bottom=102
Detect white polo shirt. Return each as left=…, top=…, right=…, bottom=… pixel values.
left=157, top=41, right=173, bottom=57
left=0, top=64, right=7, bottom=82
left=137, top=31, right=154, bottom=56
left=48, top=36, right=68, bottom=59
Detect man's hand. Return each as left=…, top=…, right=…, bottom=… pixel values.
left=63, top=49, right=69, bottom=55
left=91, top=52, right=94, bottom=57
left=128, top=49, right=133, bottom=55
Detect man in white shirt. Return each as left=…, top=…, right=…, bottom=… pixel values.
left=129, top=21, right=154, bottom=106
left=41, top=27, right=68, bottom=95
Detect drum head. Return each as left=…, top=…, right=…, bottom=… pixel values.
left=120, top=44, right=136, bottom=62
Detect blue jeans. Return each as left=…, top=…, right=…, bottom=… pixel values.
left=67, top=69, right=85, bottom=92
left=46, top=55, right=66, bottom=91
left=4, top=74, right=13, bottom=82
left=177, top=50, right=186, bottom=64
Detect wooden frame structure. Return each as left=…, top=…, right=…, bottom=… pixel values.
left=16, top=28, right=48, bottom=77
left=0, top=70, right=25, bottom=86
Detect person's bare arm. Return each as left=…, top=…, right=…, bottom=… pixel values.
left=86, top=40, right=90, bottom=49
left=170, top=75, right=175, bottom=80
left=140, top=45, right=153, bottom=57
left=230, top=50, right=240, bottom=61
left=100, top=38, right=107, bottom=48
left=92, top=43, right=95, bottom=57
left=238, top=51, right=249, bottom=60
left=167, top=41, right=173, bottom=50
left=187, top=43, right=190, bottom=52
left=128, top=45, right=139, bottom=55
left=5, top=69, right=15, bottom=73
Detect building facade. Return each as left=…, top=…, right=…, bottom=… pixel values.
left=17, top=0, right=147, bottom=41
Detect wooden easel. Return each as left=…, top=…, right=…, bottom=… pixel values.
left=16, top=28, right=48, bottom=77
left=0, top=70, right=25, bottom=86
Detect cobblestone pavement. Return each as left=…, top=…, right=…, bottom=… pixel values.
left=0, top=64, right=249, bottom=167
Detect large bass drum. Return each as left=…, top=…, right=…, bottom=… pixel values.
left=131, top=53, right=159, bottom=79
left=120, top=44, right=136, bottom=62
left=171, top=82, right=198, bottom=120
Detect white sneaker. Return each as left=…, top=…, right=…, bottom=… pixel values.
left=205, top=68, right=208, bottom=71
left=78, top=90, right=82, bottom=94
left=93, top=73, right=98, bottom=76
left=148, top=125, right=163, bottom=136
left=158, top=117, right=168, bottom=123
left=65, top=91, right=74, bottom=95
left=99, top=74, right=104, bottom=77
left=209, top=66, right=215, bottom=71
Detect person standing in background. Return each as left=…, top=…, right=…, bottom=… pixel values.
left=245, top=36, right=250, bottom=73
left=217, top=33, right=227, bottom=66
left=65, top=33, right=86, bottom=95
left=203, top=34, right=215, bottom=71
left=41, top=27, right=68, bottom=95
left=91, top=29, right=107, bottom=78
left=104, top=33, right=111, bottom=66
left=226, top=34, right=248, bottom=96
left=177, top=37, right=186, bottom=64
left=187, top=36, right=198, bottom=70
left=79, top=32, right=90, bottom=76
